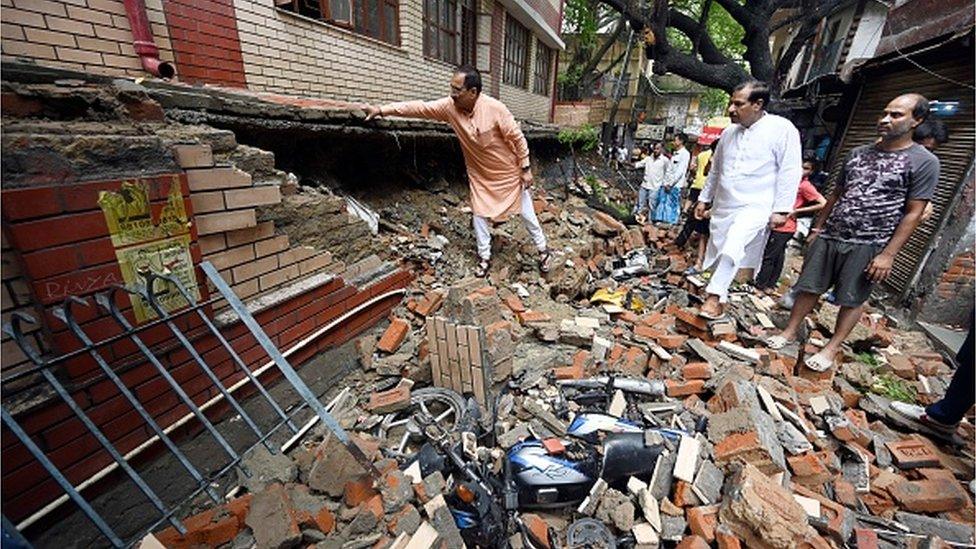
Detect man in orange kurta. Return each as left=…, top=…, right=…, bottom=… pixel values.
left=364, top=66, right=551, bottom=277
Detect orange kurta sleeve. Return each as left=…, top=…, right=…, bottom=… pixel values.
left=380, top=98, right=453, bottom=122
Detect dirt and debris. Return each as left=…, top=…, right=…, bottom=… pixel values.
left=150, top=162, right=974, bottom=549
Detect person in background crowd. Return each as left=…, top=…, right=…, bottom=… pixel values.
left=914, top=118, right=948, bottom=223
left=652, top=132, right=691, bottom=224
left=363, top=65, right=552, bottom=278
left=632, top=142, right=668, bottom=224
left=694, top=81, right=803, bottom=319
left=676, top=139, right=718, bottom=249
left=768, top=93, right=939, bottom=372
left=753, top=157, right=827, bottom=293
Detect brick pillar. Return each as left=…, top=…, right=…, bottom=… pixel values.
left=162, top=0, right=247, bottom=87
left=490, top=4, right=505, bottom=98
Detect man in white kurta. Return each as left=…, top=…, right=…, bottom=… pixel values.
left=632, top=142, right=668, bottom=221
left=694, top=81, right=802, bottom=319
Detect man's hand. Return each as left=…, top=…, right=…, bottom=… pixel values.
left=363, top=104, right=382, bottom=121
left=769, top=213, right=788, bottom=229
left=865, top=252, right=894, bottom=283
left=920, top=202, right=934, bottom=223
left=694, top=201, right=708, bottom=220
left=520, top=169, right=534, bottom=188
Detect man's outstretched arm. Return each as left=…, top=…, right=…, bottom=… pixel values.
left=364, top=98, right=452, bottom=122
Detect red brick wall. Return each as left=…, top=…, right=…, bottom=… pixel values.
left=935, top=250, right=975, bottom=301
left=524, top=0, right=561, bottom=35
left=0, top=173, right=411, bottom=526
left=0, top=268, right=408, bottom=524
left=162, top=0, right=246, bottom=87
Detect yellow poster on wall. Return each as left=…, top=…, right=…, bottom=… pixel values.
left=97, top=176, right=200, bottom=322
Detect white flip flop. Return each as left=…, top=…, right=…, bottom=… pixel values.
left=804, top=353, right=834, bottom=372
left=766, top=335, right=791, bottom=350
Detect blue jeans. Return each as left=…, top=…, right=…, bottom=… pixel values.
left=926, top=319, right=974, bottom=425
left=634, top=187, right=657, bottom=217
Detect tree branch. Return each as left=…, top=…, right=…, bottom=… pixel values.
left=669, top=7, right=732, bottom=65
left=580, top=17, right=627, bottom=77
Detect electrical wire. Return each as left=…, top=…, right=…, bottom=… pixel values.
left=866, top=0, right=976, bottom=91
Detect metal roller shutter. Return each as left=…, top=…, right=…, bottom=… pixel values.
left=823, top=56, right=975, bottom=299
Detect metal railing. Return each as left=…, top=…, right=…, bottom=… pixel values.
left=1, top=261, right=374, bottom=547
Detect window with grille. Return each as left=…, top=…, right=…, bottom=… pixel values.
left=503, top=15, right=529, bottom=88
left=423, top=0, right=476, bottom=65
left=280, top=0, right=399, bottom=45
left=533, top=40, right=552, bottom=95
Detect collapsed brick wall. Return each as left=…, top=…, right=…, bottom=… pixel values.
left=0, top=107, right=411, bottom=527
left=0, top=0, right=176, bottom=79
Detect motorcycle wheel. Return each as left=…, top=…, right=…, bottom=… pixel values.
left=374, top=387, right=466, bottom=460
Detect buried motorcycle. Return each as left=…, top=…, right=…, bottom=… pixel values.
left=395, top=378, right=698, bottom=548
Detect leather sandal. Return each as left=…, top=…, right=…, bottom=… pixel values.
left=475, top=259, right=491, bottom=278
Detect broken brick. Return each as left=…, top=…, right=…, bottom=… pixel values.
left=552, top=362, right=584, bottom=380
left=787, top=453, right=832, bottom=487
left=502, top=294, right=526, bottom=313
left=854, top=528, right=879, bottom=549
left=675, top=534, right=710, bottom=549
left=682, top=362, right=713, bottom=380
left=886, top=439, right=940, bottom=469
left=155, top=495, right=252, bottom=549
left=378, top=318, right=410, bottom=353
left=666, top=379, right=706, bottom=397
left=714, top=524, right=743, bottom=549
left=888, top=478, right=970, bottom=513
left=686, top=504, right=719, bottom=542
left=517, top=310, right=551, bottom=325
left=656, top=333, right=688, bottom=350
left=718, top=464, right=819, bottom=548
left=315, top=507, right=336, bottom=534
left=414, top=291, right=445, bottom=316
left=521, top=513, right=552, bottom=548
left=368, top=384, right=411, bottom=414
left=344, top=476, right=379, bottom=507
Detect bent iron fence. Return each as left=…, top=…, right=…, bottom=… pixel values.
left=1, top=261, right=374, bottom=547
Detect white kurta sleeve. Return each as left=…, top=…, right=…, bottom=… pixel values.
left=772, top=123, right=803, bottom=212
left=667, top=149, right=691, bottom=188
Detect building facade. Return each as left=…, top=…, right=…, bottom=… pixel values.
left=0, top=0, right=563, bottom=121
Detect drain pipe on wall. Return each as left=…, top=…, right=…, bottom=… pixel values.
left=122, top=0, right=176, bottom=79
left=15, top=288, right=406, bottom=532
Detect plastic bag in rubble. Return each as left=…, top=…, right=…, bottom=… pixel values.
left=345, top=195, right=379, bottom=235
left=590, top=288, right=627, bottom=307
left=611, top=250, right=650, bottom=280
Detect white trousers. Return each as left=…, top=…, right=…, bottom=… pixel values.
left=705, top=254, right=737, bottom=303
left=473, top=189, right=547, bottom=260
